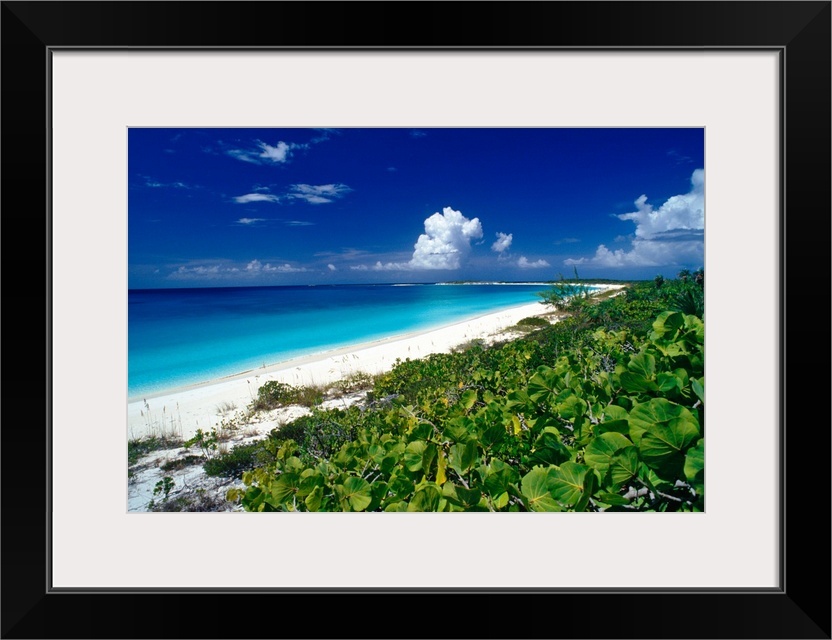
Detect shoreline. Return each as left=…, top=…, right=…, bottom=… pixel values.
left=128, top=284, right=624, bottom=441
left=130, top=300, right=546, bottom=403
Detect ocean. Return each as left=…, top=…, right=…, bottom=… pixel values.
left=128, top=283, right=588, bottom=398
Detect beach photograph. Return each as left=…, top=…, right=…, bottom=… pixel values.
left=128, top=127, right=704, bottom=512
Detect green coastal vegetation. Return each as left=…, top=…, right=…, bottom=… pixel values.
left=131, top=270, right=704, bottom=512
left=213, top=269, right=704, bottom=512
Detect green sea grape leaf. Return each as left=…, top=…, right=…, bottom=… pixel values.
left=407, top=485, right=442, bottom=512
left=387, top=474, right=415, bottom=502
left=603, top=405, right=628, bottom=421
left=283, top=456, right=304, bottom=473
left=608, top=447, right=641, bottom=489
left=628, top=399, right=699, bottom=481
left=652, top=311, right=684, bottom=338
left=443, top=418, right=475, bottom=443
left=584, top=432, right=633, bottom=473
left=480, top=424, right=506, bottom=448
left=449, top=441, right=477, bottom=475
left=243, top=486, right=266, bottom=511
left=530, top=445, right=571, bottom=467
left=627, top=353, right=656, bottom=379
left=520, top=468, right=560, bottom=512
left=304, top=485, right=324, bottom=511
left=684, top=439, right=705, bottom=494
left=340, top=477, right=372, bottom=512
left=692, top=377, right=705, bottom=404
left=368, top=444, right=387, bottom=465
left=550, top=392, right=580, bottom=421
left=276, top=441, right=296, bottom=461
left=574, top=468, right=598, bottom=512
left=548, top=462, right=589, bottom=507
left=367, top=481, right=389, bottom=512
left=460, top=389, right=478, bottom=410
left=422, top=444, right=437, bottom=475
left=404, top=441, right=428, bottom=472
left=628, top=398, right=699, bottom=446
left=483, top=459, right=520, bottom=497
left=528, top=368, right=559, bottom=403
left=684, top=314, right=705, bottom=343
left=638, top=413, right=701, bottom=481
left=620, top=372, right=659, bottom=394
left=506, top=388, right=532, bottom=410
left=674, top=368, right=690, bottom=388
left=597, top=492, right=631, bottom=506
left=380, top=453, right=399, bottom=475
left=596, top=419, right=630, bottom=436
left=443, top=482, right=483, bottom=508
left=297, top=474, right=323, bottom=498
left=269, top=473, right=301, bottom=505
left=441, top=481, right=459, bottom=504
left=664, top=341, right=689, bottom=357
left=493, top=491, right=509, bottom=510
left=531, top=427, right=570, bottom=465
left=656, top=372, right=682, bottom=394
left=411, top=423, right=433, bottom=441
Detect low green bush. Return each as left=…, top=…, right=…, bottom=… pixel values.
left=203, top=442, right=273, bottom=478
left=269, top=419, right=309, bottom=443
left=516, top=316, right=550, bottom=328
left=251, top=380, right=329, bottom=411
left=251, top=381, right=298, bottom=411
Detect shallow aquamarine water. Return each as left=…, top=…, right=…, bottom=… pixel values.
left=128, top=283, right=591, bottom=398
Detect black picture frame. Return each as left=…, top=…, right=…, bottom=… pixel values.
left=2, top=2, right=829, bottom=638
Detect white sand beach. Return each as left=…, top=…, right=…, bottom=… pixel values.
left=128, top=284, right=625, bottom=442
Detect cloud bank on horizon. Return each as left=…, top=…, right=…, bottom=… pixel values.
left=565, top=168, right=704, bottom=269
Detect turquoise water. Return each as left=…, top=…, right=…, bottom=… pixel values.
left=128, top=283, right=590, bottom=398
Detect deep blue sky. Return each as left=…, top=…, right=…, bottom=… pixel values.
left=129, top=128, right=704, bottom=288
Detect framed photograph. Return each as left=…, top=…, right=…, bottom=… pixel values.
left=3, top=2, right=829, bottom=638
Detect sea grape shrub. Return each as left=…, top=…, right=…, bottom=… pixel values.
left=229, top=309, right=704, bottom=513
left=266, top=410, right=363, bottom=465
left=202, top=442, right=274, bottom=478
left=252, top=380, right=299, bottom=410
left=516, top=316, right=550, bottom=328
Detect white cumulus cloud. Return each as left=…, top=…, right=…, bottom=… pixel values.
left=409, top=207, right=483, bottom=270
left=491, top=232, right=513, bottom=253
left=618, top=168, right=704, bottom=238
left=518, top=256, right=550, bottom=269
left=328, top=264, right=337, bottom=271
left=350, top=207, right=483, bottom=272
left=236, top=218, right=266, bottom=225
left=565, top=169, right=704, bottom=268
